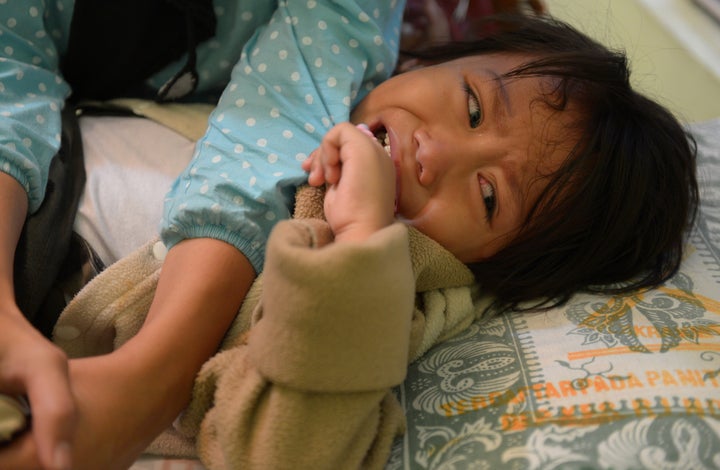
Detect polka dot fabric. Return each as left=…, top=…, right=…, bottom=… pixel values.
left=161, top=0, right=405, bottom=273
left=0, top=0, right=404, bottom=272
left=0, top=0, right=276, bottom=212
left=0, top=0, right=71, bottom=212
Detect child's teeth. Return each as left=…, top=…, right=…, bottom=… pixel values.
left=373, top=130, right=391, bottom=157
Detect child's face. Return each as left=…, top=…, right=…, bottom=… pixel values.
left=351, top=53, right=578, bottom=262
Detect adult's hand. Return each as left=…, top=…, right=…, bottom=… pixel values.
left=0, top=173, right=76, bottom=469
left=0, top=311, right=76, bottom=470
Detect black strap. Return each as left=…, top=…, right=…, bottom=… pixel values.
left=61, top=0, right=216, bottom=102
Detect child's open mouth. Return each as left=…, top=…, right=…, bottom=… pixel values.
left=373, top=127, right=391, bottom=158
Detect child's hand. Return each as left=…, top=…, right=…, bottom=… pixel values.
left=303, top=122, right=396, bottom=243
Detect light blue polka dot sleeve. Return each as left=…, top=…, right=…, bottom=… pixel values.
left=161, top=0, right=406, bottom=273
left=0, top=0, right=71, bottom=212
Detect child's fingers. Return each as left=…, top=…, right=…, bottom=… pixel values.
left=300, top=152, right=313, bottom=172
left=319, top=141, right=342, bottom=185
left=304, top=144, right=341, bottom=186
left=304, top=150, right=325, bottom=186
left=305, top=122, right=381, bottom=188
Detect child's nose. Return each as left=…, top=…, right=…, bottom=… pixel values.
left=414, top=128, right=462, bottom=187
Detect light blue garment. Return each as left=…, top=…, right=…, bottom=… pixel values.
left=0, top=0, right=71, bottom=212
left=161, top=1, right=405, bottom=272
left=0, top=0, right=405, bottom=271
left=0, top=0, right=277, bottom=212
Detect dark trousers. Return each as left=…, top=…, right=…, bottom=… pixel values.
left=13, top=107, right=87, bottom=338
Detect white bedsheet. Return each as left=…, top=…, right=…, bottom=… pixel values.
left=75, top=115, right=194, bottom=266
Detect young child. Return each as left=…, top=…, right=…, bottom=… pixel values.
left=0, top=3, right=697, bottom=470
left=109, top=14, right=697, bottom=469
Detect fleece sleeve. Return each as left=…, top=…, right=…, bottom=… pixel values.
left=195, top=219, right=415, bottom=469
left=0, top=1, right=71, bottom=212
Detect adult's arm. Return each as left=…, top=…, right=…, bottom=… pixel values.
left=0, top=0, right=71, bottom=213
left=0, top=236, right=255, bottom=470
left=0, top=174, right=75, bottom=470
left=0, top=4, right=76, bottom=467
left=161, top=0, right=405, bottom=273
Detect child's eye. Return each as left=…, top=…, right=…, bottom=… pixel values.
left=479, top=176, right=496, bottom=222
left=464, top=83, right=482, bottom=129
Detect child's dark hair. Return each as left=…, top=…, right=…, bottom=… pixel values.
left=403, top=15, right=699, bottom=311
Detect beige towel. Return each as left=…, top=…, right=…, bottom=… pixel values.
left=79, top=98, right=215, bottom=141
left=54, top=185, right=480, bottom=466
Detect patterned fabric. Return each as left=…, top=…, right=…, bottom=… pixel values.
left=388, top=118, right=720, bottom=469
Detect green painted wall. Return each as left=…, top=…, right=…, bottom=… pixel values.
left=545, top=0, right=720, bottom=123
